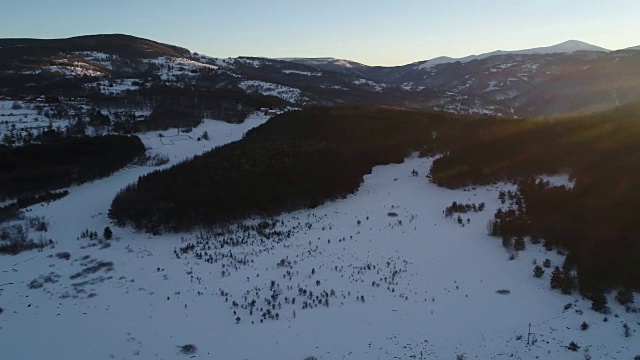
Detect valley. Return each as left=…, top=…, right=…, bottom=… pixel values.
left=1, top=110, right=639, bottom=359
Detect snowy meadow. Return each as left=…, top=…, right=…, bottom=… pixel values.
left=1, top=113, right=639, bottom=360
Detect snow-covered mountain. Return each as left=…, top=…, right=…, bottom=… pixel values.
left=282, top=57, right=370, bottom=75
left=0, top=35, right=507, bottom=117
left=256, top=41, right=640, bottom=116
left=523, top=39, right=609, bottom=53
left=415, top=40, right=609, bottom=70
left=2, top=34, right=640, bottom=117
left=279, top=57, right=365, bottom=68
left=366, top=41, right=640, bottom=117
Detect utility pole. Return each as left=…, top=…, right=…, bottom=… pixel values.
left=527, top=323, right=532, bottom=345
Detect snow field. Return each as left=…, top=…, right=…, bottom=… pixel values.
left=239, top=80, right=309, bottom=103
left=0, top=100, right=89, bottom=145
left=0, top=115, right=638, bottom=360
left=84, top=79, right=141, bottom=95
left=143, top=57, right=220, bottom=81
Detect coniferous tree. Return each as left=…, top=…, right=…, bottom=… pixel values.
left=560, top=269, right=576, bottom=295
left=567, top=341, right=580, bottom=351
left=514, top=236, right=526, bottom=251
left=615, top=288, right=635, bottom=306
left=550, top=266, right=563, bottom=290
left=502, top=236, right=512, bottom=249
left=103, top=226, right=113, bottom=240
left=487, top=220, right=499, bottom=236
left=533, top=265, right=545, bottom=278
left=590, top=291, right=609, bottom=314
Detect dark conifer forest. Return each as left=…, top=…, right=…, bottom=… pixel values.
left=431, top=103, right=640, bottom=294
left=1, top=135, right=145, bottom=200
left=109, top=107, right=472, bottom=232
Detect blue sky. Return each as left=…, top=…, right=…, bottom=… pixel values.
left=3, top=0, right=639, bottom=65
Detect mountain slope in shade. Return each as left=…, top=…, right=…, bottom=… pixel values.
left=625, top=45, right=640, bottom=50
left=416, top=40, right=609, bottom=69
left=0, top=34, right=191, bottom=61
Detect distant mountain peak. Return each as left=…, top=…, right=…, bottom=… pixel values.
left=282, top=57, right=366, bottom=69
left=523, top=40, right=609, bottom=54
left=416, top=40, right=609, bottom=69
left=279, top=57, right=337, bottom=62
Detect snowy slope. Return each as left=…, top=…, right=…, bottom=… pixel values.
left=1, top=113, right=638, bottom=359
left=84, top=79, right=140, bottom=95
left=0, top=100, right=94, bottom=145
left=25, top=65, right=105, bottom=77
left=239, top=80, right=309, bottom=103
left=353, top=78, right=387, bottom=92
left=71, top=51, right=120, bottom=70
left=143, top=56, right=220, bottom=81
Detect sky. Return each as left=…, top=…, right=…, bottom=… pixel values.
left=2, top=0, right=640, bottom=66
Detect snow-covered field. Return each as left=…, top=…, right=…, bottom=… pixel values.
left=84, top=79, right=141, bottom=95
left=239, top=80, right=309, bottom=103
left=21, top=60, right=105, bottom=77
left=72, top=51, right=119, bottom=70
left=1, top=114, right=639, bottom=360
left=41, top=65, right=104, bottom=77
left=434, top=94, right=505, bottom=117
left=143, top=57, right=220, bottom=81
left=0, top=100, right=82, bottom=144
left=353, top=78, right=387, bottom=92
left=282, top=70, right=322, bottom=76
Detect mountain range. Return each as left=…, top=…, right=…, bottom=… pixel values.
left=415, top=40, right=609, bottom=68
left=1, top=34, right=640, bottom=117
